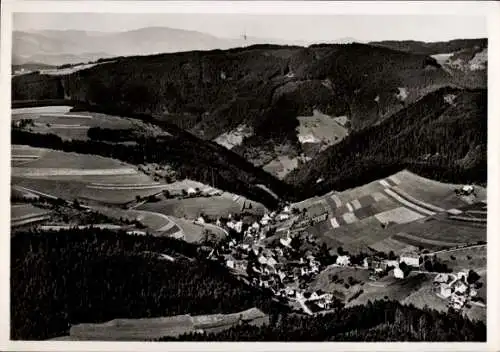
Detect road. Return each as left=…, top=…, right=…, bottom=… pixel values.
left=422, top=244, right=487, bottom=256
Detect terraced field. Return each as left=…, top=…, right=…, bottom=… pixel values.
left=11, top=204, right=51, bottom=227
left=11, top=146, right=166, bottom=205
left=292, top=170, right=486, bottom=254
left=12, top=106, right=168, bottom=141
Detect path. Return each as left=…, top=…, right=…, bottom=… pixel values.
left=423, top=244, right=487, bottom=256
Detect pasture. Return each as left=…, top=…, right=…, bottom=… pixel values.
left=296, top=109, right=348, bottom=151
left=389, top=170, right=486, bottom=209
left=433, top=246, right=487, bottom=272
left=346, top=273, right=430, bottom=307
left=11, top=204, right=52, bottom=227
left=12, top=106, right=168, bottom=141
left=310, top=266, right=372, bottom=302
left=54, top=307, right=266, bottom=341
left=139, top=195, right=261, bottom=220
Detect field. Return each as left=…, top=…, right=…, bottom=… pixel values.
left=49, top=307, right=267, bottom=341
left=310, top=266, right=372, bottom=302
left=11, top=145, right=168, bottom=205
left=347, top=273, right=430, bottom=307
left=262, top=155, right=299, bottom=180
left=290, top=170, right=487, bottom=255
left=433, top=246, right=487, bottom=272
left=12, top=106, right=168, bottom=141
left=213, top=124, right=254, bottom=150
left=296, top=109, right=348, bottom=152
left=139, top=193, right=265, bottom=220
left=11, top=204, right=52, bottom=227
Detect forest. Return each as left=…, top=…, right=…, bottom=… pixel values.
left=11, top=127, right=291, bottom=209
left=11, top=229, right=288, bottom=340
left=159, top=299, right=486, bottom=341
left=287, top=87, right=487, bottom=198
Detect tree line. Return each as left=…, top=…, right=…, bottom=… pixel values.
left=11, top=229, right=288, bottom=340
left=158, top=299, right=486, bottom=341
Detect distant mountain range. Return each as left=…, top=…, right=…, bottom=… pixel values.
left=13, top=27, right=360, bottom=66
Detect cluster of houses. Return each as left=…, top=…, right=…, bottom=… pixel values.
left=433, top=270, right=479, bottom=310
left=205, top=205, right=338, bottom=313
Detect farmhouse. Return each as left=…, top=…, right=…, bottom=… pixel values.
left=440, top=284, right=453, bottom=298
left=393, top=267, right=405, bottom=279
left=399, top=252, right=420, bottom=267
left=457, top=270, right=469, bottom=282
left=336, top=255, right=351, bottom=266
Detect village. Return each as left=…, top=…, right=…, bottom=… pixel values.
left=190, top=200, right=484, bottom=316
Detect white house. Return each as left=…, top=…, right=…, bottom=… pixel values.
left=363, top=258, right=370, bottom=268
left=251, top=222, right=260, bottom=230
left=283, top=206, right=291, bottom=213
left=280, top=236, right=292, bottom=248
left=393, top=267, right=405, bottom=279
left=384, top=260, right=400, bottom=269
left=195, top=216, right=205, bottom=225
left=187, top=187, right=197, bottom=196
left=277, top=213, right=290, bottom=221
left=457, top=270, right=469, bottom=282
left=234, top=221, right=243, bottom=233
left=434, top=273, right=449, bottom=283
left=226, top=259, right=235, bottom=269
left=400, top=252, right=420, bottom=267
left=336, top=255, right=351, bottom=266
left=440, top=284, right=453, bottom=298
left=454, top=281, right=468, bottom=294
left=470, top=288, right=478, bottom=297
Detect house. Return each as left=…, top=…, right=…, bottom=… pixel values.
left=280, top=236, right=292, bottom=248
left=454, top=281, right=468, bottom=294
left=251, top=222, right=260, bottom=230
left=400, top=252, right=420, bottom=267
left=226, top=259, right=235, bottom=269
left=384, top=260, right=400, bottom=269
left=283, top=206, right=291, bottom=213
left=187, top=187, right=197, bottom=196
left=434, top=273, right=449, bottom=283
left=457, top=270, right=469, bottom=282
left=336, top=255, right=351, bottom=266
left=278, top=213, right=290, bottom=221
left=470, top=288, right=478, bottom=297
left=440, top=284, right=452, bottom=298
left=312, top=213, right=328, bottom=223
left=393, top=267, right=405, bottom=279
left=195, top=216, right=205, bottom=225
left=234, top=221, right=243, bottom=233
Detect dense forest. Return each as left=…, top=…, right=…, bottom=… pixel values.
left=159, top=299, right=486, bottom=341
left=11, top=229, right=288, bottom=340
left=369, top=38, right=487, bottom=56
left=287, top=87, right=487, bottom=198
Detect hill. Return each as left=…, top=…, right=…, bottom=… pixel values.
left=11, top=229, right=287, bottom=340
left=286, top=87, right=486, bottom=198
left=12, top=41, right=471, bottom=177
left=369, top=38, right=487, bottom=56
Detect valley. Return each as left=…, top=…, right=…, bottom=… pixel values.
left=9, top=36, right=488, bottom=343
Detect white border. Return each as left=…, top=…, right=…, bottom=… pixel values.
left=1, top=1, right=500, bottom=351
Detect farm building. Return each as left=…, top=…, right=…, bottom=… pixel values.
left=399, top=252, right=420, bottom=267
left=393, top=267, right=405, bottom=279
left=457, top=270, right=469, bottom=282
left=336, top=255, right=351, bottom=266
left=383, top=260, right=400, bottom=269
left=440, top=284, right=453, bottom=298
left=434, top=273, right=449, bottom=283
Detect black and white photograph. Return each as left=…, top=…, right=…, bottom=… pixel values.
left=1, top=1, right=499, bottom=350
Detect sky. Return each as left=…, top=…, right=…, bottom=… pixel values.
left=13, top=13, right=487, bottom=43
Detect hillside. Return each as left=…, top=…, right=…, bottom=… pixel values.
left=12, top=42, right=466, bottom=176
left=11, top=229, right=286, bottom=340
left=286, top=87, right=487, bottom=198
